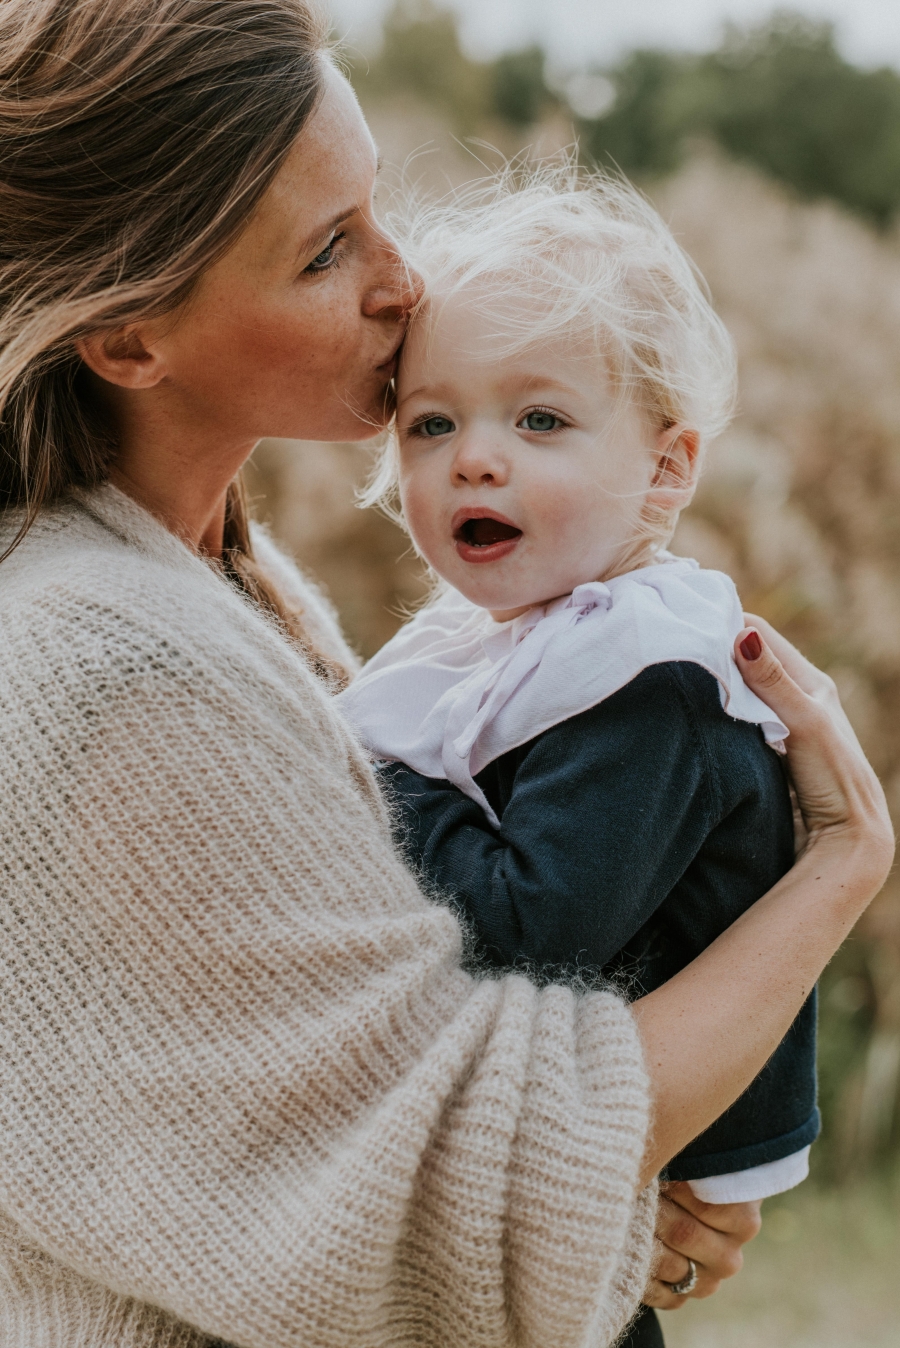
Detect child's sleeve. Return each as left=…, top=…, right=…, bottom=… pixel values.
left=382, top=661, right=720, bottom=974
left=382, top=659, right=820, bottom=1195
left=688, top=1147, right=811, bottom=1203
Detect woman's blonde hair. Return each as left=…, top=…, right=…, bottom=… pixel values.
left=364, top=162, right=737, bottom=556
left=0, top=0, right=349, bottom=682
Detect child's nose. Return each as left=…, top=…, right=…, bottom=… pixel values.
left=450, top=436, right=509, bottom=487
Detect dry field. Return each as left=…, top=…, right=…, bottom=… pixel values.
left=664, top=1180, right=900, bottom=1347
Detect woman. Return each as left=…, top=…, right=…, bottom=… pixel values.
left=0, top=3, right=891, bottom=1346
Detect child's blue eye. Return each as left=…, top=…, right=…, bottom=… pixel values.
left=419, top=415, right=455, bottom=436
left=520, top=411, right=562, bottom=432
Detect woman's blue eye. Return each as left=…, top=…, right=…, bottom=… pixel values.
left=420, top=415, right=455, bottom=436
left=521, top=411, right=560, bottom=432
left=305, top=232, right=345, bottom=272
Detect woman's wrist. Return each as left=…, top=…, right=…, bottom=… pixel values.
left=797, top=820, right=894, bottom=908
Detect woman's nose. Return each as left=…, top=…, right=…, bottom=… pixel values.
left=362, top=229, right=423, bottom=320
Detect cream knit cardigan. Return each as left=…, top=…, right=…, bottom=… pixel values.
left=0, top=485, right=655, bottom=1348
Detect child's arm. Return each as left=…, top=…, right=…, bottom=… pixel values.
left=383, top=662, right=736, bottom=974
left=384, top=660, right=818, bottom=1199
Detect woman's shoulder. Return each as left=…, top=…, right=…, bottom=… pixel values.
left=0, top=487, right=324, bottom=703
left=0, top=487, right=387, bottom=816
left=1, top=483, right=201, bottom=590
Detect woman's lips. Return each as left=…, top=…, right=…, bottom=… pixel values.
left=452, top=509, right=523, bottom=564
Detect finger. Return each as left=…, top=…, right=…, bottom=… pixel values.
left=647, top=1213, right=726, bottom=1307
left=742, top=615, right=818, bottom=688
left=655, top=1195, right=744, bottom=1282
left=654, top=1242, right=694, bottom=1285
left=661, top=1182, right=763, bottom=1244
left=735, top=625, right=893, bottom=857
left=734, top=626, right=820, bottom=736
left=741, top=615, right=861, bottom=749
left=643, top=1278, right=693, bottom=1310
left=643, top=1270, right=722, bottom=1310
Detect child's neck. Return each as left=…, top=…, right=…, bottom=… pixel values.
left=488, top=545, right=665, bottom=623
left=489, top=598, right=560, bottom=623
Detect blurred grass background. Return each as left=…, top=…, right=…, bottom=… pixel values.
left=246, top=5, right=900, bottom=1338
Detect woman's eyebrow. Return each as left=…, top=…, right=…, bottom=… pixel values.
left=295, top=207, right=357, bottom=260
left=295, top=157, right=381, bottom=261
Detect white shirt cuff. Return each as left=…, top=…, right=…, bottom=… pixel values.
left=687, top=1146, right=810, bottom=1203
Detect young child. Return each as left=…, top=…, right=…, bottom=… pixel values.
left=336, top=170, right=818, bottom=1228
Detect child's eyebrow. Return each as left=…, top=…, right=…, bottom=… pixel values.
left=398, top=381, right=457, bottom=406
left=499, top=373, right=584, bottom=401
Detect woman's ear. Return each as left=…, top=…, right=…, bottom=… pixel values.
left=75, top=325, right=168, bottom=389
left=647, top=423, right=701, bottom=511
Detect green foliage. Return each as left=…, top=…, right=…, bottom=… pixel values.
left=491, top=45, right=557, bottom=127
left=577, top=50, right=695, bottom=177
left=708, top=15, right=900, bottom=224
left=814, top=948, right=880, bottom=1181
left=583, top=14, right=900, bottom=226
left=350, top=0, right=491, bottom=133
left=347, top=1, right=556, bottom=136
left=351, top=4, right=900, bottom=226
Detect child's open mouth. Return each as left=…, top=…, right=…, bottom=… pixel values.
left=452, top=510, right=523, bottom=564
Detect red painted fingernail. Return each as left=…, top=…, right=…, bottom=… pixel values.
left=740, top=630, right=762, bottom=661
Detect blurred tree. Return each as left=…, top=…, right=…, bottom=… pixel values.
left=349, top=0, right=491, bottom=134
left=578, top=49, right=695, bottom=177
left=491, top=45, right=558, bottom=127
left=707, top=15, right=900, bottom=225
left=352, top=6, right=900, bottom=226
left=347, top=1, right=559, bottom=135
left=581, top=13, right=900, bottom=226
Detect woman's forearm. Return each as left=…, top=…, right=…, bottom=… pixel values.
left=632, top=623, right=894, bottom=1190
left=632, top=830, right=883, bottom=1187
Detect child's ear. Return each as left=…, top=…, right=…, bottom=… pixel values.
left=647, top=423, right=701, bottom=511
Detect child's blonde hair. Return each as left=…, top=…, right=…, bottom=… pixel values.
left=364, top=161, right=737, bottom=555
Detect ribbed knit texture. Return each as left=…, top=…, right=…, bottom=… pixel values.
left=0, top=485, right=655, bottom=1348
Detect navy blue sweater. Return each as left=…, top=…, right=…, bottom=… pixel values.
left=382, top=660, right=819, bottom=1181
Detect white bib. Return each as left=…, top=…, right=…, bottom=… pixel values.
left=336, top=555, right=787, bottom=828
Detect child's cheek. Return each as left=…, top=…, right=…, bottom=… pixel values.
left=399, top=471, right=443, bottom=567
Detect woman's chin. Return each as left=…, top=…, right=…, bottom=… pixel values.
left=349, top=415, right=391, bottom=442
left=334, top=383, right=395, bottom=441
left=271, top=376, right=395, bottom=445
left=287, top=405, right=392, bottom=444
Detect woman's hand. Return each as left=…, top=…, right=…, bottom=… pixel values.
left=741, top=615, right=860, bottom=748
left=735, top=618, right=893, bottom=873
left=644, top=1183, right=761, bottom=1311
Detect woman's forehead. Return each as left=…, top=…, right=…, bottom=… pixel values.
left=250, top=65, right=378, bottom=260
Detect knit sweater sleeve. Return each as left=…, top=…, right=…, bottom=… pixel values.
left=0, top=550, right=653, bottom=1348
